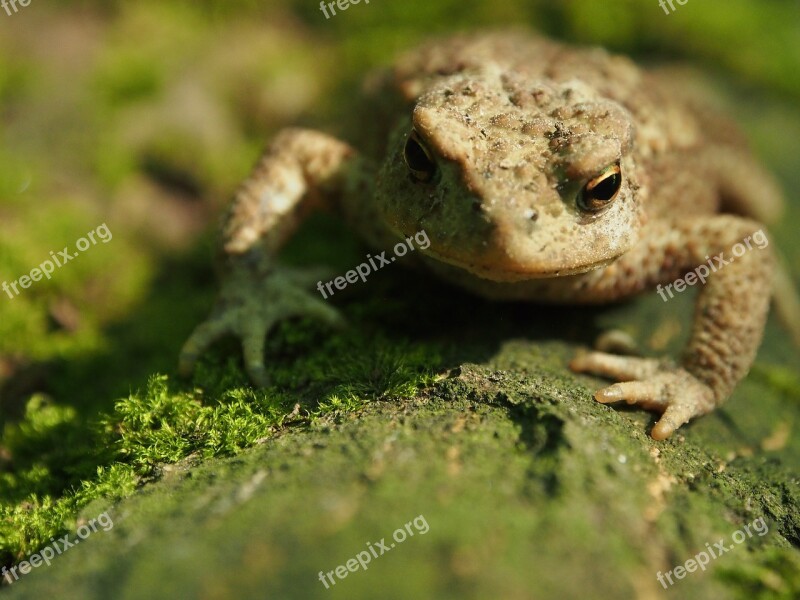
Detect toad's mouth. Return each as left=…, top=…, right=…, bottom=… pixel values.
left=417, top=246, right=618, bottom=282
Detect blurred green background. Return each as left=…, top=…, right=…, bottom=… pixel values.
left=0, top=1, right=798, bottom=599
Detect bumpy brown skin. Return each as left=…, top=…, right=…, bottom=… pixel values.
left=180, top=31, right=784, bottom=440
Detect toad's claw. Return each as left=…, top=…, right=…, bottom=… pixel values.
left=570, top=352, right=716, bottom=440
left=179, top=312, right=234, bottom=377
left=179, top=264, right=345, bottom=386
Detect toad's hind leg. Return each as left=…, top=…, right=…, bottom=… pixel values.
left=711, top=146, right=800, bottom=347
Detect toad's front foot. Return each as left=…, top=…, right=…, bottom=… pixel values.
left=570, top=352, right=716, bottom=440
left=179, top=262, right=345, bottom=386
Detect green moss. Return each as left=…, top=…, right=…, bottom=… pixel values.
left=0, top=324, right=440, bottom=566
left=0, top=395, right=118, bottom=561
left=105, top=375, right=298, bottom=472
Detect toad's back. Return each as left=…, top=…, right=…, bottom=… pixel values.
left=361, top=31, right=780, bottom=222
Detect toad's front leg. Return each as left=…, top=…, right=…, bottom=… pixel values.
left=569, top=216, right=773, bottom=440
left=179, top=128, right=372, bottom=385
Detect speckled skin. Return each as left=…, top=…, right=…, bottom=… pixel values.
left=180, top=32, right=786, bottom=440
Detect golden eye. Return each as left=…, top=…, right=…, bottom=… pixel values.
left=403, top=130, right=438, bottom=182
left=578, top=163, right=622, bottom=212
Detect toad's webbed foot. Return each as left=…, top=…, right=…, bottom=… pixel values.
left=570, top=352, right=716, bottom=440
left=179, top=261, right=345, bottom=386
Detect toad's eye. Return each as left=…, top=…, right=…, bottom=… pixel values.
left=578, top=163, right=622, bottom=212
left=404, top=130, right=438, bottom=182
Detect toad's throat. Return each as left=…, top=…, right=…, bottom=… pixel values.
left=418, top=246, right=617, bottom=282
